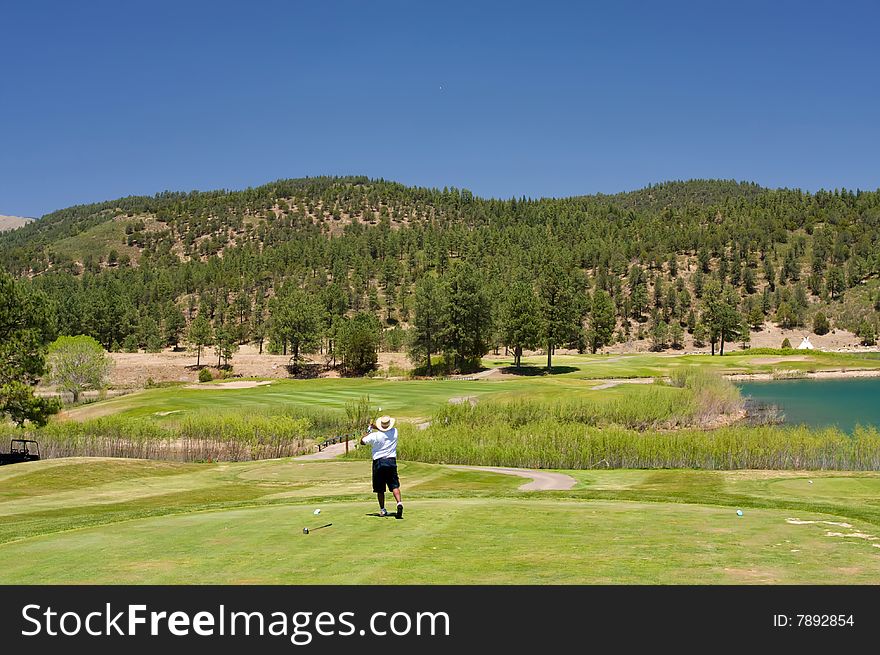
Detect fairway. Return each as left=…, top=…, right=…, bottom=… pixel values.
left=64, top=377, right=539, bottom=422
left=2, top=458, right=880, bottom=584
left=61, top=370, right=660, bottom=426
left=60, top=350, right=880, bottom=426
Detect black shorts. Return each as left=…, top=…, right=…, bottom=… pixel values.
left=372, top=457, right=400, bottom=493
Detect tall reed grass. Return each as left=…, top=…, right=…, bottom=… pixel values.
left=0, top=408, right=344, bottom=462
left=382, top=422, right=880, bottom=470
left=432, top=369, right=742, bottom=431
left=343, top=370, right=876, bottom=470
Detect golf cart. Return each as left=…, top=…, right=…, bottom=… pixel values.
left=0, top=439, right=41, bottom=466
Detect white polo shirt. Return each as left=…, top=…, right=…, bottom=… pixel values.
left=363, top=428, right=398, bottom=460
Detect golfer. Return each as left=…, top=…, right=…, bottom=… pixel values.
left=361, top=415, right=403, bottom=519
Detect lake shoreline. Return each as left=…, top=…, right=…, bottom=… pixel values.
left=727, top=368, right=880, bottom=382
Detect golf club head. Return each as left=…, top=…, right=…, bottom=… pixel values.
left=303, top=523, right=331, bottom=535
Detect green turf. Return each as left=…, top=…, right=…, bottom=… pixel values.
left=484, top=351, right=880, bottom=380
left=2, top=457, right=880, bottom=584
left=65, top=351, right=880, bottom=426
left=66, top=378, right=532, bottom=422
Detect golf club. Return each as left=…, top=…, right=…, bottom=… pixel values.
left=302, top=523, right=332, bottom=534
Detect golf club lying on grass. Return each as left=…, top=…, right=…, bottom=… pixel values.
left=303, top=523, right=332, bottom=534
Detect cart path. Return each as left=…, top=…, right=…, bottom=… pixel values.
left=448, top=465, right=577, bottom=491
left=295, top=440, right=356, bottom=461
left=295, top=446, right=577, bottom=490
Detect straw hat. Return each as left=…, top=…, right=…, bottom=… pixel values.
left=375, top=415, right=396, bottom=431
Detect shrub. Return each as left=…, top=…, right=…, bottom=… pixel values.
left=813, top=311, right=830, bottom=335
left=198, top=368, right=213, bottom=383
left=781, top=338, right=792, bottom=349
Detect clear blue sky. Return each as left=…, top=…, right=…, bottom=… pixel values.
left=2, top=0, right=879, bottom=217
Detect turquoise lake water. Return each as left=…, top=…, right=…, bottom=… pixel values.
left=737, top=377, right=880, bottom=432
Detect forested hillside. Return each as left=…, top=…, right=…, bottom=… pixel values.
left=2, top=177, right=879, bottom=372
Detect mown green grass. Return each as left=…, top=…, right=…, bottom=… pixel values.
left=483, top=350, right=880, bottom=380
left=65, top=378, right=534, bottom=422
left=2, top=458, right=880, bottom=584
left=64, top=351, right=880, bottom=425
left=27, top=367, right=745, bottom=462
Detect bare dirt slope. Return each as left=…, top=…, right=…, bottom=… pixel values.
left=101, top=345, right=411, bottom=388
left=601, top=321, right=861, bottom=354
left=65, top=320, right=864, bottom=391
left=0, top=215, right=34, bottom=232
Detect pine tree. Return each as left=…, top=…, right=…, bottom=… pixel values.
left=650, top=319, right=668, bottom=351
left=739, top=319, right=751, bottom=350
left=437, top=262, right=492, bottom=372
left=0, top=271, right=60, bottom=426
left=827, top=266, right=845, bottom=300
left=186, top=314, right=213, bottom=367
left=337, top=312, right=381, bottom=374
left=538, top=262, right=579, bottom=370
left=269, top=288, right=322, bottom=362
left=587, top=290, right=616, bottom=354
left=138, top=315, right=162, bottom=353
left=748, top=303, right=765, bottom=330
left=163, top=303, right=186, bottom=349
left=410, top=277, right=441, bottom=375
left=702, top=280, right=742, bottom=355
left=500, top=281, right=543, bottom=366
left=213, top=323, right=238, bottom=368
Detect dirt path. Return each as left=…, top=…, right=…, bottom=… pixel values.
left=448, top=465, right=577, bottom=491
left=295, top=440, right=356, bottom=461
left=590, top=378, right=657, bottom=390
left=294, top=446, right=577, bottom=491
left=470, top=367, right=501, bottom=379
left=449, top=367, right=501, bottom=380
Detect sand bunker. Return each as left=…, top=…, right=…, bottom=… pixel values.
left=185, top=380, right=273, bottom=390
